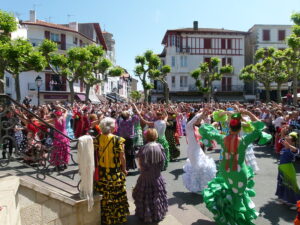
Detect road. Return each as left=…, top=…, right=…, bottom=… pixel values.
left=126, top=137, right=299, bottom=225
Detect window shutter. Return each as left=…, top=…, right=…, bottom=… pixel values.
left=278, top=30, right=285, bottom=41
left=45, top=73, right=51, bottom=91
left=227, top=58, right=232, bottom=65
left=263, top=30, right=270, bottom=41
left=45, top=31, right=50, bottom=39
left=221, top=39, right=226, bottom=49
left=61, top=34, right=66, bottom=50
left=227, top=39, right=232, bottom=49
left=204, top=38, right=211, bottom=49
left=222, top=58, right=226, bottom=66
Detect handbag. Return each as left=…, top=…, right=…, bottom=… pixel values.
left=94, top=135, right=114, bottom=182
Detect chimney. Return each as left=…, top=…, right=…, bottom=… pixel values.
left=69, top=22, right=78, bottom=31
left=29, top=10, right=36, bottom=22
left=193, top=21, right=198, bottom=30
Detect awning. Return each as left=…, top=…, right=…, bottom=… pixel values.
left=76, top=94, right=86, bottom=101
left=89, top=94, right=101, bottom=104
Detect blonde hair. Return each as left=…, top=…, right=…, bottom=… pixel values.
left=145, top=128, right=158, bottom=142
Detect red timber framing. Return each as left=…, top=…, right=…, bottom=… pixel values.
left=166, top=34, right=243, bottom=56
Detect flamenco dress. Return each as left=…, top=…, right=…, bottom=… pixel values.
left=275, top=148, right=300, bottom=205
left=154, top=120, right=170, bottom=169
left=165, top=119, right=180, bottom=160
left=93, top=134, right=129, bottom=224
left=199, top=121, right=271, bottom=225
left=182, top=113, right=217, bottom=193
left=132, top=142, right=168, bottom=223
left=66, top=111, right=74, bottom=139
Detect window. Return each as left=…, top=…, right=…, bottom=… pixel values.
left=180, top=56, right=187, bottom=67
left=278, top=30, right=285, bottom=41
left=171, top=56, right=176, bottom=67
left=222, top=58, right=232, bottom=66
left=227, top=39, right=232, bottom=49
left=73, top=37, right=78, bottom=45
left=171, top=76, right=176, bottom=88
left=263, top=30, right=270, bottom=41
left=50, top=33, right=60, bottom=42
left=5, top=77, right=9, bottom=87
left=172, top=35, right=176, bottom=46
left=180, top=76, right=188, bottom=87
left=221, top=39, right=226, bottom=49
left=204, top=38, right=211, bottom=49
left=227, top=57, right=232, bottom=65
left=204, top=57, right=211, bottom=63
left=222, top=58, right=226, bottom=66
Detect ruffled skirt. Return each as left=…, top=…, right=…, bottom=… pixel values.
left=182, top=154, right=217, bottom=193
left=157, top=136, right=170, bottom=169
left=203, top=167, right=258, bottom=225
left=132, top=175, right=168, bottom=223
left=94, top=171, right=129, bottom=225
left=245, top=144, right=259, bottom=172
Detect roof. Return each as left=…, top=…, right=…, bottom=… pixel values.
left=248, top=24, right=292, bottom=32
left=92, top=23, right=108, bottom=51
left=162, top=28, right=248, bottom=44
left=21, top=20, right=99, bottom=46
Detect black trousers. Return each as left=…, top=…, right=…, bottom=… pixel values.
left=124, top=137, right=137, bottom=170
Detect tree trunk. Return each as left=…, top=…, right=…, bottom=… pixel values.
left=265, top=86, right=271, bottom=103
left=163, top=82, right=170, bottom=104
left=143, top=88, right=148, bottom=103
left=293, top=75, right=298, bottom=106
left=85, top=84, right=91, bottom=103
left=0, top=69, right=5, bottom=94
left=15, top=74, right=21, bottom=102
left=69, top=81, right=75, bottom=105
left=276, top=83, right=282, bottom=103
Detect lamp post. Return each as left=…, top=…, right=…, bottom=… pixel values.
left=35, top=75, right=43, bottom=106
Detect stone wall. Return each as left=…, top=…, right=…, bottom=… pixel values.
left=17, top=179, right=101, bottom=225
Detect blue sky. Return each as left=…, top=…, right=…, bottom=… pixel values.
left=1, top=0, right=299, bottom=89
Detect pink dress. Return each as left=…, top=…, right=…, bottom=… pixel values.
left=50, top=118, right=70, bottom=166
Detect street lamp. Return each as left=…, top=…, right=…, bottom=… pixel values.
left=35, top=75, right=43, bottom=106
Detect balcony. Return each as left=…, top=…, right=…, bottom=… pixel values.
left=28, top=83, right=67, bottom=92
left=214, top=84, right=244, bottom=92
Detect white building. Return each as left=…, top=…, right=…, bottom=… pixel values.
left=245, top=24, right=293, bottom=100
left=152, top=21, right=247, bottom=102
left=5, top=10, right=130, bottom=104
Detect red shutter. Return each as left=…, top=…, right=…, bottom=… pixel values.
left=221, top=77, right=226, bottom=91
left=263, top=30, right=270, bottom=41
left=227, top=39, right=232, bottom=49
left=45, top=73, right=51, bottom=91
left=227, top=77, right=232, bottom=91
left=204, top=38, right=211, bottom=49
left=45, top=31, right=50, bottom=39
left=61, top=34, right=66, bottom=50
left=227, top=58, right=232, bottom=65
left=222, top=58, right=226, bottom=66
left=278, top=30, right=285, bottom=41
left=62, top=76, right=67, bottom=91
left=221, top=39, right=226, bottom=49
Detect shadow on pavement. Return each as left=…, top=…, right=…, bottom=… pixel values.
left=254, top=145, right=279, bottom=160
left=168, top=192, right=203, bottom=209
left=125, top=215, right=158, bottom=225
left=259, top=199, right=295, bottom=224
left=191, top=219, right=216, bottom=225
left=169, top=168, right=184, bottom=180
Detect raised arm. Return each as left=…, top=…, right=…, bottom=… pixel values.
left=132, top=103, right=154, bottom=127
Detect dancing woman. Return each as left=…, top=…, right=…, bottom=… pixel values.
left=182, top=109, right=217, bottom=193
left=199, top=109, right=271, bottom=225
left=132, top=104, right=170, bottom=170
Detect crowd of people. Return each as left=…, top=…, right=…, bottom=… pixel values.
left=1, top=98, right=300, bottom=224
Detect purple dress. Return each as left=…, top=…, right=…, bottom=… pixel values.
left=132, top=142, right=168, bottom=223
left=50, top=118, right=70, bottom=166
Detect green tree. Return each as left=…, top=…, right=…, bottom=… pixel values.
left=134, top=50, right=162, bottom=103
left=149, top=65, right=171, bottom=104
left=0, top=10, right=18, bottom=93
left=3, top=39, right=46, bottom=102
left=287, top=12, right=300, bottom=105
left=130, top=90, right=142, bottom=102
left=191, top=57, right=233, bottom=101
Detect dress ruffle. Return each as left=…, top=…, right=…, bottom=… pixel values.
left=245, top=144, right=259, bottom=172
left=203, top=167, right=258, bottom=225
left=157, top=136, right=170, bottom=169
left=182, top=154, right=217, bottom=193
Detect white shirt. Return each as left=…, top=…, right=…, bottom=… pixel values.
left=273, top=116, right=284, bottom=128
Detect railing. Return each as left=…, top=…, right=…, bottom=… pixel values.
left=214, top=84, right=244, bottom=92
left=0, top=94, right=79, bottom=192
left=28, top=83, right=67, bottom=92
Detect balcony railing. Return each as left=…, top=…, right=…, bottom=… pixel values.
left=28, top=83, right=67, bottom=92
left=214, top=85, right=244, bottom=92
